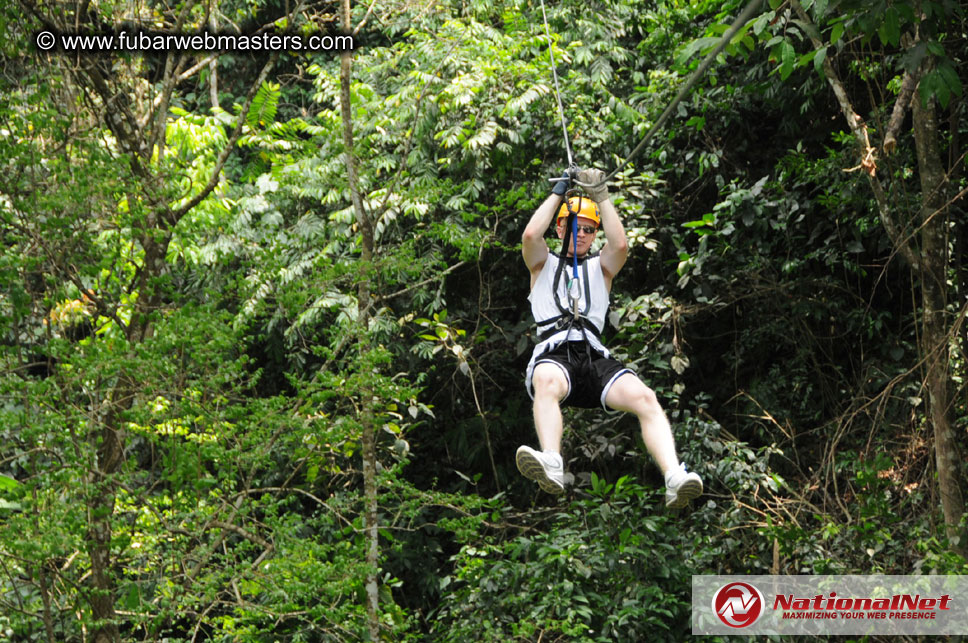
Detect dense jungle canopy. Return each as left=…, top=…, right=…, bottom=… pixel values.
left=1, top=0, right=966, bottom=640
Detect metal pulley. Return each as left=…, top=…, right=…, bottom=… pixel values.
left=568, top=277, right=581, bottom=320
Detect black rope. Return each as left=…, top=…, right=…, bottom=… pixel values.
left=551, top=194, right=579, bottom=317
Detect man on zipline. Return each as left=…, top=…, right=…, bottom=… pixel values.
left=517, top=167, right=703, bottom=508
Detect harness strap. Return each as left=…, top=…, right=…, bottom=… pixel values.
left=535, top=315, right=603, bottom=343
left=539, top=200, right=604, bottom=364
left=551, top=200, right=577, bottom=317
left=536, top=253, right=602, bottom=351
left=547, top=250, right=591, bottom=317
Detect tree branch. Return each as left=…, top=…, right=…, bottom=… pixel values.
left=790, top=0, right=920, bottom=271
left=883, top=68, right=918, bottom=155
left=170, top=52, right=279, bottom=222
left=209, top=520, right=273, bottom=550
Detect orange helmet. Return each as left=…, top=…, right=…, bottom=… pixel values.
left=556, top=196, right=600, bottom=226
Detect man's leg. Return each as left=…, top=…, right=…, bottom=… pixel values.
left=604, top=373, right=679, bottom=472
left=517, top=362, right=569, bottom=493
left=531, top=362, right=569, bottom=452
left=604, top=373, right=702, bottom=507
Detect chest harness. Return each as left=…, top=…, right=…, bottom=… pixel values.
left=534, top=193, right=604, bottom=359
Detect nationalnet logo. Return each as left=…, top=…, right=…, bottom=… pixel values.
left=712, top=581, right=765, bottom=628
left=693, top=575, right=968, bottom=635
left=773, top=590, right=951, bottom=621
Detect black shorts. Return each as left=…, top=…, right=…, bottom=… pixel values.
left=532, top=341, right=633, bottom=409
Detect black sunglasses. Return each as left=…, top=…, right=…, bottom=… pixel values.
left=576, top=225, right=598, bottom=235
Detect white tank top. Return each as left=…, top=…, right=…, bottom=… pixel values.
left=524, top=253, right=616, bottom=400
left=529, top=253, right=609, bottom=342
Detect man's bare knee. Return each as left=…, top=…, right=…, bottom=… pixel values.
left=608, top=375, right=662, bottom=415
left=639, top=385, right=660, bottom=411
left=532, top=365, right=567, bottom=400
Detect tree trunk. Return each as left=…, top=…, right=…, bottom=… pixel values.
left=911, top=86, right=967, bottom=557
left=208, top=5, right=220, bottom=110
left=88, top=414, right=125, bottom=642
left=88, top=490, right=120, bottom=642
left=793, top=0, right=967, bottom=556
left=88, top=263, right=163, bottom=642
left=339, top=0, right=381, bottom=638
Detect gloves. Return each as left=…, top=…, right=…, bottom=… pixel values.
left=551, top=171, right=570, bottom=196
left=577, top=168, right=608, bottom=203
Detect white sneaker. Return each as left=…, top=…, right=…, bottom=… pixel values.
left=515, top=446, right=565, bottom=494
left=665, top=463, right=703, bottom=509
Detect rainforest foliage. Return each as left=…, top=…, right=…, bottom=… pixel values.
left=1, top=0, right=966, bottom=640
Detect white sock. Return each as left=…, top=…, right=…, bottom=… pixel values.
left=664, top=462, right=684, bottom=483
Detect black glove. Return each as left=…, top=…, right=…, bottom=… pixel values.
left=551, top=171, right=570, bottom=196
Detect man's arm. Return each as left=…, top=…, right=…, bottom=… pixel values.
left=523, top=174, right=569, bottom=284
left=597, top=198, right=628, bottom=284
left=522, top=193, right=560, bottom=275
left=577, top=169, right=628, bottom=285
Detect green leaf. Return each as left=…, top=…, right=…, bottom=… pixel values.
left=813, top=46, right=827, bottom=74
left=246, top=81, right=281, bottom=129
left=937, top=61, right=963, bottom=98
left=813, top=0, right=828, bottom=19
left=685, top=116, right=705, bottom=130
left=830, top=21, right=844, bottom=44
left=799, top=49, right=817, bottom=68
left=878, top=7, right=900, bottom=46
left=752, top=13, right=771, bottom=37
left=676, top=37, right=720, bottom=66
left=900, top=41, right=928, bottom=73
left=919, top=69, right=951, bottom=108
left=0, top=474, right=20, bottom=492
left=779, top=41, right=796, bottom=80
left=122, top=583, right=141, bottom=610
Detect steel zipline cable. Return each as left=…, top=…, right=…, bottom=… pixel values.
left=538, top=0, right=575, bottom=171
left=538, top=0, right=765, bottom=188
